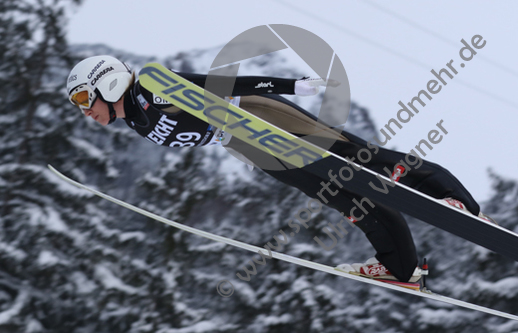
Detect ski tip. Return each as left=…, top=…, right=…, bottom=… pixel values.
left=47, top=165, right=78, bottom=187
left=47, top=164, right=63, bottom=177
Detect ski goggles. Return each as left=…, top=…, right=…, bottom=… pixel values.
left=68, top=84, right=97, bottom=113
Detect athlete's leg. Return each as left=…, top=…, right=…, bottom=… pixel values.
left=330, top=133, right=481, bottom=215
left=255, top=94, right=479, bottom=215
left=227, top=137, right=418, bottom=282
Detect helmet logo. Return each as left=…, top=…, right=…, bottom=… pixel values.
left=90, top=66, right=114, bottom=86
left=68, top=74, right=77, bottom=83
left=87, top=60, right=106, bottom=79
left=109, top=79, right=118, bottom=91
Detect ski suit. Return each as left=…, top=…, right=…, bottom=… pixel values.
left=122, top=69, right=480, bottom=282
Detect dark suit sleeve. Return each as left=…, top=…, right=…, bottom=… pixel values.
left=175, top=71, right=297, bottom=96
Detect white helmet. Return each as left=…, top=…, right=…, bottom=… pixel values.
left=67, top=55, right=132, bottom=113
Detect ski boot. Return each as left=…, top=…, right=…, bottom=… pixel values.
left=336, top=257, right=425, bottom=291
left=441, top=197, right=498, bottom=225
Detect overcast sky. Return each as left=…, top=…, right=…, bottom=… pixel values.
left=67, top=0, right=518, bottom=202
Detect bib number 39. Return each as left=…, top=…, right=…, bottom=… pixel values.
left=169, top=132, right=202, bottom=147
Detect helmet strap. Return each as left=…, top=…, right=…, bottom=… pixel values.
left=107, top=102, right=117, bottom=125
left=95, top=88, right=118, bottom=125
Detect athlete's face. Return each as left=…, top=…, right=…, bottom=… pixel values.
left=83, top=99, right=111, bottom=126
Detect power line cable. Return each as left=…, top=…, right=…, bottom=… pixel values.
left=362, top=0, right=518, bottom=79
left=274, top=0, right=518, bottom=109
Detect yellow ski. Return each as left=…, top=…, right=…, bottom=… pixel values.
left=138, top=63, right=330, bottom=169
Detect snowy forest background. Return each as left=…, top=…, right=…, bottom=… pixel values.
left=1, top=1, right=518, bottom=332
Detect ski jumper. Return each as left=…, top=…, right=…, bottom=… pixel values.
left=122, top=70, right=480, bottom=282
